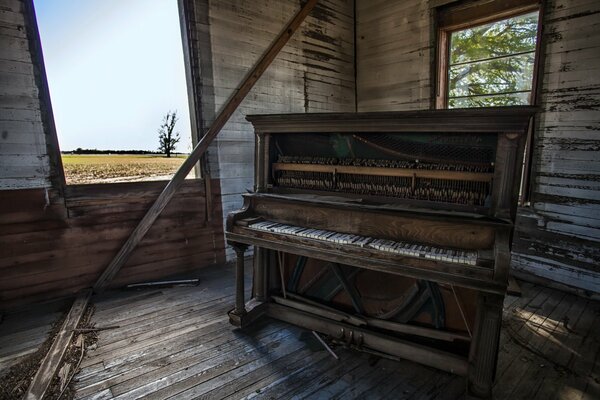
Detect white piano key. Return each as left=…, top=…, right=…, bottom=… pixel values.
left=312, top=229, right=325, bottom=238
left=249, top=222, right=265, bottom=230
left=354, top=237, right=369, bottom=247
left=301, top=229, right=316, bottom=238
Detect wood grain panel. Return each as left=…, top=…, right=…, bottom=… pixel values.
left=0, top=0, right=59, bottom=189
left=0, top=179, right=225, bottom=309
left=356, top=0, right=432, bottom=112
left=252, top=196, right=496, bottom=250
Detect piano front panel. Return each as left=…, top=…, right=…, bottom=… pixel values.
left=251, top=195, right=496, bottom=251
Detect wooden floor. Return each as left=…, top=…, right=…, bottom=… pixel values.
left=2, top=263, right=599, bottom=399
left=0, top=298, right=68, bottom=373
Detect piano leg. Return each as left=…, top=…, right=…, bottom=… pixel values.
left=468, top=293, right=504, bottom=398
left=228, top=244, right=248, bottom=326
left=228, top=243, right=267, bottom=328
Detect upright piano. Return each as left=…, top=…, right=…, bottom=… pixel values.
left=225, top=107, right=535, bottom=397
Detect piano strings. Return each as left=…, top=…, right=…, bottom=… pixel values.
left=274, top=156, right=493, bottom=206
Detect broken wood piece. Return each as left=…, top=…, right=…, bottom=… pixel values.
left=92, top=0, right=319, bottom=293
left=126, top=279, right=199, bottom=288
left=24, top=290, right=91, bottom=400
left=312, top=331, right=339, bottom=360
left=57, top=364, right=71, bottom=392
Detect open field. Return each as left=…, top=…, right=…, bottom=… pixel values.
left=61, top=154, right=189, bottom=185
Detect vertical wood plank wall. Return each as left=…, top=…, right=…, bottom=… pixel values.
left=187, top=0, right=356, bottom=258
left=356, top=0, right=433, bottom=111
left=511, top=0, right=600, bottom=293
left=0, top=0, right=53, bottom=189
left=355, top=0, right=600, bottom=293
left=0, top=181, right=226, bottom=309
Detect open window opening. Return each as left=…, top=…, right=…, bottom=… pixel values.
left=34, top=0, right=195, bottom=185
left=436, top=0, right=542, bottom=204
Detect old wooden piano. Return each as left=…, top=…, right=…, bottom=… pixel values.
left=225, top=107, right=535, bottom=397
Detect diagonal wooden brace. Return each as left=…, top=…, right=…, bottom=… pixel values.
left=93, top=0, right=319, bottom=292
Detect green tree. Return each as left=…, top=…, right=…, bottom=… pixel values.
left=158, top=111, right=180, bottom=158
left=448, top=12, right=539, bottom=108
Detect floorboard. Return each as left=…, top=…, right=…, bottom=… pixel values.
left=0, top=298, right=68, bottom=373
left=2, top=262, right=599, bottom=399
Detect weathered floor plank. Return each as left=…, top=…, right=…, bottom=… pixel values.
left=0, top=298, right=68, bottom=373
left=75, top=264, right=600, bottom=400
left=4, top=263, right=598, bottom=400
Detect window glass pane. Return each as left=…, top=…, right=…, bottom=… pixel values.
left=449, top=12, right=539, bottom=65
left=449, top=53, right=535, bottom=97
left=447, top=11, right=539, bottom=109
left=449, top=92, right=530, bottom=108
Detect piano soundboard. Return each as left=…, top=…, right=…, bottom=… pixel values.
left=225, top=108, right=536, bottom=398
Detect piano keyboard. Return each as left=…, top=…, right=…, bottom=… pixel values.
left=248, top=220, right=478, bottom=266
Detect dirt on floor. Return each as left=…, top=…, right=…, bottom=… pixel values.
left=0, top=305, right=97, bottom=400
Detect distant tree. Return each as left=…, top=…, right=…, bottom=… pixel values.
left=158, top=111, right=180, bottom=158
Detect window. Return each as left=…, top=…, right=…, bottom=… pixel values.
left=34, top=0, right=194, bottom=185
left=436, top=1, right=541, bottom=109
left=436, top=0, right=542, bottom=205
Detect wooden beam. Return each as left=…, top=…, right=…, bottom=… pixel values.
left=93, top=0, right=319, bottom=292
left=24, top=290, right=91, bottom=400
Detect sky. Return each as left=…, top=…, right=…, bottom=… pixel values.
left=34, top=0, right=193, bottom=152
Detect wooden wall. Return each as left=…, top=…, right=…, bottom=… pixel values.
left=355, top=0, right=600, bottom=294
left=0, top=0, right=226, bottom=310
left=0, top=180, right=226, bottom=310
left=356, top=0, right=433, bottom=111
left=511, top=0, right=600, bottom=293
left=0, top=0, right=62, bottom=190
left=185, top=0, right=356, bottom=257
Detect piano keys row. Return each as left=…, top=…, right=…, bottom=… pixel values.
left=247, top=220, right=478, bottom=266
